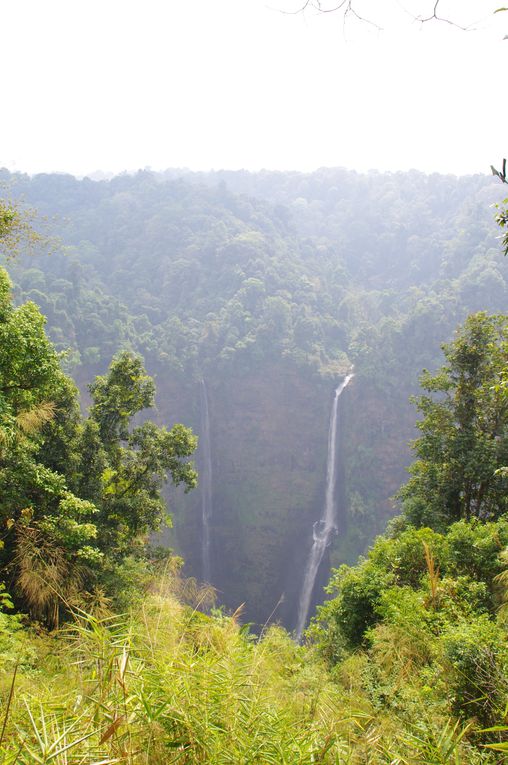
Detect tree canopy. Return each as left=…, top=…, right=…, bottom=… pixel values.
left=398, top=313, right=508, bottom=528
left=0, top=265, right=197, bottom=624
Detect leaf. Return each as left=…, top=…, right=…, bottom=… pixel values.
left=118, top=648, right=129, bottom=681
left=479, top=725, right=508, bottom=732
left=46, top=730, right=100, bottom=761
left=99, top=716, right=125, bottom=745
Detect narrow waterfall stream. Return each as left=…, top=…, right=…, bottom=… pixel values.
left=199, top=380, right=213, bottom=583
left=296, top=374, right=354, bottom=640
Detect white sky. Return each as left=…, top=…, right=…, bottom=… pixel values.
left=1, top=0, right=506, bottom=177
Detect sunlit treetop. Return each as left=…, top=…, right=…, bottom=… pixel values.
left=0, top=199, right=53, bottom=260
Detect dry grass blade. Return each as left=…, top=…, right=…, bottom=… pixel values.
left=99, top=716, right=125, bottom=745
left=117, top=648, right=129, bottom=690
left=423, top=540, right=440, bottom=605
left=230, top=603, right=245, bottom=624
left=0, top=663, right=18, bottom=748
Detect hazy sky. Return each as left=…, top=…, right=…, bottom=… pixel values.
left=1, top=0, right=506, bottom=177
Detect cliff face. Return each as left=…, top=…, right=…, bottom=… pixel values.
left=63, top=352, right=420, bottom=631
left=337, top=375, right=415, bottom=567
left=152, top=355, right=416, bottom=630
left=156, top=359, right=331, bottom=627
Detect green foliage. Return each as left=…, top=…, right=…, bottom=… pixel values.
left=88, top=355, right=197, bottom=556
left=310, top=314, right=508, bottom=755
left=0, top=268, right=197, bottom=624
left=443, top=616, right=508, bottom=727
left=494, top=197, right=508, bottom=257
left=314, top=516, right=508, bottom=652
left=316, top=559, right=392, bottom=653
left=89, top=351, right=155, bottom=447
left=398, top=313, right=508, bottom=527
left=446, top=518, right=508, bottom=586
left=0, top=268, right=98, bottom=621
left=1, top=167, right=508, bottom=762
left=0, top=199, right=47, bottom=260
left=0, top=579, right=496, bottom=764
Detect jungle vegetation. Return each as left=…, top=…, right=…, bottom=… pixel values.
left=1, top=170, right=508, bottom=762
left=0, top=288, right=507, bottom=762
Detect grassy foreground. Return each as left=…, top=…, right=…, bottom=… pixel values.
left=0, top=567, right=500, bottom=765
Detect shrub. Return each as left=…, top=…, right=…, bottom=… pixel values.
left=442, top=616, right=508, bottom=727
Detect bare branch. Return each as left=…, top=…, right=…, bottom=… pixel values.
left=346, top=4, right=382, bottom=30
left=415, top=0, right=471, bottom=30
left=491, top=159, right=508, bottom=184
left=285, top=0, right=475, bottom=31
left=279, top=0, right=382, bottom=30
left=278, top=0, right=348, bottom=17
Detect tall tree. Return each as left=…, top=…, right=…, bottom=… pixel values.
left=399, top=312, right=508, bottom=528
left=87, top=351, right=197, bottom=555
left=0, top=265, right=197, bottom=623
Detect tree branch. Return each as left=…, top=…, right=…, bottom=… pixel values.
left=415, top=0, right=470, bottom=30
left=286, top=0, right=474, bottom=32
left=280, top=0, right=382, bottom=30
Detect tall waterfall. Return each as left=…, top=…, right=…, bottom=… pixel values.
left=199, top=379, right=213, bottom=583
left=296, top=374, right=354, bottom=640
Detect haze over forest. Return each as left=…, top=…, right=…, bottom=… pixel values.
left=1, top=2, right=508, bottom=762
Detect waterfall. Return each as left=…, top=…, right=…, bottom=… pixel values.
left=295, top=373, right=353, bottom=640
left=199, top=379, right=213, bottom=583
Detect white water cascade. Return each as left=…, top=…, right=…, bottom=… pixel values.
left=295, top=373, right=354, bottom=640
left=199, top=380, right=213, bottom=583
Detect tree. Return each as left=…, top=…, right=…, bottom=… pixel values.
left=0, top=265, right=197, bottom=623
left=87, top=351, right=197, bottom=556
left=89, top=353, right=155, bottom=449
left=398, top=312, right=508, bottom=529
left=0, top=199, right=49, bottom=259
left=0, top=266, right=99, bottom=622
left=491, top=161, right=508, bottom=257
left=495, top=199, right=508, bottom=257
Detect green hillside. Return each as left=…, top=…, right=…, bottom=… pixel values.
left=2, top=167, right=507, bottom=627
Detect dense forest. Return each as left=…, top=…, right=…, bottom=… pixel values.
left=1, top=167, right=506, bottom=627
left=1, top=167, right=508, bottom=762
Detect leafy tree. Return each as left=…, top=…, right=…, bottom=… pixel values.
left=0, top=267, right=99, bottom=621
left=89, top=353, right=155, bottom=449
left=0, top=199, right=49, bottom=260
left=0, top=266, right=197, bottom=623
left=312, top=517, right=508, bottom=655
left=87, top=352, right=197, bottom=556
left=398, top=312, right=508, bottom=528
left=495, top=196, right=508, bottom=257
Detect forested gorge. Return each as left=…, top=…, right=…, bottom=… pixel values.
left=3, top=167, right=506, bottom=624
left=1, top=167, right=508, bottom=762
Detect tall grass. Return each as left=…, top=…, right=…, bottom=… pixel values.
left=0, top=569, right=496, bottom=764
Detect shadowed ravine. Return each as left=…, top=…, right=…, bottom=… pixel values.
left=200, top=379, right=213, bottom=583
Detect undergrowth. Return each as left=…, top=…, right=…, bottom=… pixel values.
left=0, top=569, right=499, bottom=764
